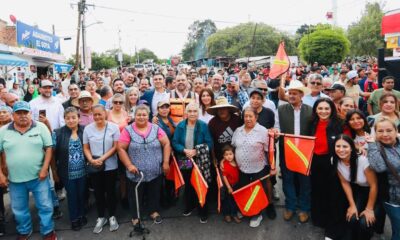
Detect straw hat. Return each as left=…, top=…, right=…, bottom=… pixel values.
left=71, top=90, right=98, bottom=107
left=206, top=96, right=239, bottom=115
left=286, top=80, right=311, bottom=95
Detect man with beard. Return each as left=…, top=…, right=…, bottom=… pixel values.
left=211, top=74, right=225, bottom=99
left=169, top=74, right=197, bottom=125
left=62, top=84, right=81, bottom=109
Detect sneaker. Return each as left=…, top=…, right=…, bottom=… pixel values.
left=272, top=187, right=280, bottom=201
left=80, top=216, right=88, bottom=227
left=249, top=215, right=263, bottom=228
left=152, top=215, right=162, bottom=224
left=52, top=207, right=63, bottom=220
left=109, top=216, right=119, bottom=232
left=283, top=209, right=294, bottom=221
left=266, top=204, right=277, bottom=220
left=182, top=209, right=193, bottom=217
left=200, top=216, right=208, bottom=224
left=298, top=212, right=309, bottom=223
left=0, top=222, right=5, bottom=236
left=56, top=189, right=66, bottom=201
left=16, top=230, right=32, bottom=240
left=43, top=231, right=57, bottom=240
left=93, top=217, right=108, bottom=234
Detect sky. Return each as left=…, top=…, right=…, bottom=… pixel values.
left=1, top=0, right=399, bottom=60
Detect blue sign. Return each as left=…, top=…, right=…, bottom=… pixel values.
left=54, top=63, right=72, bottom=73
left=16, top=21, right=60, bottom=54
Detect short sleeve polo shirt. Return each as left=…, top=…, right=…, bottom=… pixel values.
left=0, top=121, right=53, bottom=183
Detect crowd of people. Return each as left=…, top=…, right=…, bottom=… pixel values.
left=0, top=58, right=398, bottom=240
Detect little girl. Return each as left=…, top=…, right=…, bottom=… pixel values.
left=221, top=145, right=241, bottom=223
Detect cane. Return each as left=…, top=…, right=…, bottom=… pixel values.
left=129, top=171, right=150, bottom=239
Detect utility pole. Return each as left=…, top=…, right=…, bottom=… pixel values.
left=82, top=14, right=86, bottom=69
left=74, top=0, right=85, bottom=71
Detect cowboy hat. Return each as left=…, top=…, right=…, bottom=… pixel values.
left=287, top=80, right=311, bottom=95
left=206, top=96, right=239, bottom=116
left=71, top=90, right=99, bottom=107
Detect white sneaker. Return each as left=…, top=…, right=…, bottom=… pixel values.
left=272, top=187, right=280, bottom=200
left=249, top=215, right=263, bottom=228
left=57, top=189, right=66, bottom=201
left=93, top=217, right=107, bottom=234
left=109, top=216, right=119, bottom=232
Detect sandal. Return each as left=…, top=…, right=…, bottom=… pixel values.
left=150, top=213, right=163, bottom=224
left=224, top=216, right=232, bottom=223
left=233, top=216, right=242, bottom=223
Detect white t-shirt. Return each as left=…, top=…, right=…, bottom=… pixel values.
left=337, top=155, right=370, bottom=187
left=29, top=96, right=65, bottom=130
left=354, top=134, right=368, bottom=150
left=151, top=90, right=170, bottom=115
left=198, top=106, right=213, bottom=124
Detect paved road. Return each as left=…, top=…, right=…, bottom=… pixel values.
left=1, top=177, right=392, bottom=240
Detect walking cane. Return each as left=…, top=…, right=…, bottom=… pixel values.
left=129, top=171, right=150, bottom=239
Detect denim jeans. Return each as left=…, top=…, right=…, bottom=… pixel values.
left=281, top=157, right=311, bottom=212
left=384, top=202, right=400, bottom=240
left=9, top=177, right=54, bottom=235
left=64, top=177, right=86, bottom=222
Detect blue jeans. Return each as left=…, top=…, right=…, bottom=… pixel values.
left=281, top=156, right=311, bottom=212
left=64, top=177, right=86, bottom=222
left=384, top=202, right=400, bottom=240
left=9, top=177, right=54, bottom=235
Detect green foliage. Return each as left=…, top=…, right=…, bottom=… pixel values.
left=347, top=2, right=384, bottom=56
left=298, top=26, right=350, bottom=65
left=132, top=48, right=159, bottom=64
left=90, top=52, right=118, bottom=71
left=181, top=20, right=217, bottom=61
left=206, top=22, right=296, bottom=58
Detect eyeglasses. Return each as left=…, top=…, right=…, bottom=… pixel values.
left=309, top=82, right=322, bottom=86
left=113, top=101, right=124, bottom=105
left=257, top=88, right=268, bottom=92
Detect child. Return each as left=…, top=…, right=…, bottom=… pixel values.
left=221, top=145, right=241, bottom=223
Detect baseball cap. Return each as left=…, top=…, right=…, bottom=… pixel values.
left=0, top=105, right=13, bottom=113
left=13, top=101, right=31, bottom=112
left=40, top=80, right=54, bottom=88
left=225, top=75, right=239, bottom=85
left=325, top=84, right=346, bottom=93
left=249, top=89, right=264, bottom=98
left=346, top=70, right=358, bottom=80
left=157, top=100, right=170, bottom=108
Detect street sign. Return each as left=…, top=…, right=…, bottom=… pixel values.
left=16, top=21, right=60, bottom=54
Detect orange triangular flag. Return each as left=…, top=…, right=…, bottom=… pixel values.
left=284, top=135, right=315, bottom=176
left=232, top=180, right=269, bottom=217
left=216, top=167, right=223, bottom=213
left=269, top=41, right=290, bottom=79
left=166, top=156, right=185, bottom=194
left=190, top=161, right=208, bottom=207
left=268, top=131, right=276, bottom=170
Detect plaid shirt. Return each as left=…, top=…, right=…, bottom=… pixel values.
left=224, top=89, right=249, bottom=109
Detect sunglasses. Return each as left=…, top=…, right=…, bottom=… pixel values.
left=257, top=88, right=268, bottom=92
left=309, top=81, right=322, bottom=86
left=113, top=101, right=124, bottom=105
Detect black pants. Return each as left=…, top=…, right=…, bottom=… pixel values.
left=90, top=170, right=117, bottom=218
left=311, top=154, right=334, bottom=228
left=181, top=168, right=209, bottom=218
left=222, top=185, right=238, bottom=216
left=127, top=175, right=162, bottom=219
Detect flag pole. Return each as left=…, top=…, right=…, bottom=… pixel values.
left=269, top=131, right=316, bottom=140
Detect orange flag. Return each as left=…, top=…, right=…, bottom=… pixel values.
left=284, top=135, right=315, bottom=176
left=190, top=161, right=208, bottom=207
left=232, top=180, right=269, bottom=217
left=268, top=131, right=276, bottom=170
left=166, top=156, right=185, bottom=194
left=216, top=167, right=223, bottom=213
left=269, top=41, right=290, bottom=79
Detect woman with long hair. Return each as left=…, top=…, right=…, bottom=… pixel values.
left=108, top=93, right=129, bottom=132
left=310, top=98, right=343, bottom=232
left=334, top=134, right=377, bottom=240
left=198, top=88, right=216, bottom=124
left=124, top=87, right=140, bottom=121
left=368, top=92, right=400, bottom=130
left=344, top=109, right=371, bottom=151
left=23, top=84, right=38, bottom=102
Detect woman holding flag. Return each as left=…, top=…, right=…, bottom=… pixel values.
left=231, top=107, right=276, bottom=228
left=172, top=102, right=213, bottom=224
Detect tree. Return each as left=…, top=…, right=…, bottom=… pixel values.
left=132, top=48, right=159, bottom=64
left=206, top=22, right=296, bottom=58
left=298, top=25, right=350, bottom=65
left=181, top=20, right=217, bottom=61
left=90, top=52, right=118, bottom=70
left=347, top=2, right=384, bottom=56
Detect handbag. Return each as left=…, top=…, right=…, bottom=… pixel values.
left=87, top=123, right=108, bottom=174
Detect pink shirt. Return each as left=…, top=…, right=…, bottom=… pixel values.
left=119, top=122, right=166, bottom=144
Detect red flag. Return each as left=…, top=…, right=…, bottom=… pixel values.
left=268, top=131, right=275, bottom=170
left=166, top=156, right=185, bottom=194
left=190, top=161, right=208, bottom=207
left=232, top=180, right=269, bottom=217
left=216, top=167, right=223, bottom=213
left=269, top=41, right=290, bottom=79
left=284, top=135, right=315, bottom=176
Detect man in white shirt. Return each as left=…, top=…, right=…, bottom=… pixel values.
left=29, top=80, right=65, bottom=131
left=140, top=73, right=170, bottom=119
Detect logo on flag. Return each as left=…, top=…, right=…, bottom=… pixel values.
left=232, top=180, right=269, bottom=216
left=190, top=162, right=208, bottom=207
left=284, top=135, right=315, bottom=176
left=269, top=41, right=290, bottom=79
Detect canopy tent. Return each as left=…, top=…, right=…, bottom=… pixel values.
left=0, top=53, right=28, bottom=67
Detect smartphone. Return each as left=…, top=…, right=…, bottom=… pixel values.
left=39, top=109, right=46, bottom=117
